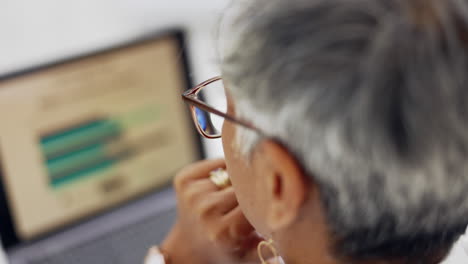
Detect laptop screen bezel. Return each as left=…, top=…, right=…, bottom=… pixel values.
left=0, top=29, right=204, bottom=250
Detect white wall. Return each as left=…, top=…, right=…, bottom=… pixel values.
left=0, top=0, right=226, bottom=73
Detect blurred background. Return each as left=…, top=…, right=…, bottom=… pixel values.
left=0, top=1, right=466, bottom=264
left=0, top=1, right=227, bottom=263
left=0, top=0, right=230, bottom=163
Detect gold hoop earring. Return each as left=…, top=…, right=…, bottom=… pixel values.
left=257, top=239, right=279, bottom=264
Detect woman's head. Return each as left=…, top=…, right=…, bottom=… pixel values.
left=219, top=0, right=468, bottom=263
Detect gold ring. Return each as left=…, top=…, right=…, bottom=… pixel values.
left=209, top=168, right=231, bottom=189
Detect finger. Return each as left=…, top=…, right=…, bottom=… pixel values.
left=213, top=187, right=238, bottom=215
left=202, top=206, right=257, bottom=250
left=223, top=206, right=256, bottom=240
left=201, top=213, right=260, bottom=258
left=234, top=232, right=265, bottom=261
left=196, top=186, right=238, bottom=220
left=175, top=159, right=226, bottom=186
left=182, top=179, right=219, bottom=204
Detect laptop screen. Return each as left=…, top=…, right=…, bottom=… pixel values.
left=0, top=30, right=201, bottom=247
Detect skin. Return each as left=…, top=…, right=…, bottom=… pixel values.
left=155, top=90, right=340, bottom=264
left=220, top=91, right=337, bottom=264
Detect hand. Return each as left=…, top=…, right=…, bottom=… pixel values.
left=161, top=159, right=262, bottom=264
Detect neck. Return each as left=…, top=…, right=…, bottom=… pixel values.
left=282, top=238, right=340, bottom=264
left=273, top=197, right=338, bottom=264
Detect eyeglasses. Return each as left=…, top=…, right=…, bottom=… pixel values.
left=182, top=76, right=262, bottom=139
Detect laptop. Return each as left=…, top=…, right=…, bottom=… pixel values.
left=0, top=29, right=203, bottom=264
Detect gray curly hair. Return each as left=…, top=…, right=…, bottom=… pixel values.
left=220, top=0, right=468, bottom=262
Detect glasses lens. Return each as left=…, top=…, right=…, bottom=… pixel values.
left=194, top=79, right=226, bottom=137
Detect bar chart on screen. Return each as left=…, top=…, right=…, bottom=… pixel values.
left=39, top=104, right=168, bottom=189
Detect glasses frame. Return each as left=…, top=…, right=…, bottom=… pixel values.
left=182, top=76, right=263, bottom=139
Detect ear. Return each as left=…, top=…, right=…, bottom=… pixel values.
left=253, top=140, right=309, bottom=231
